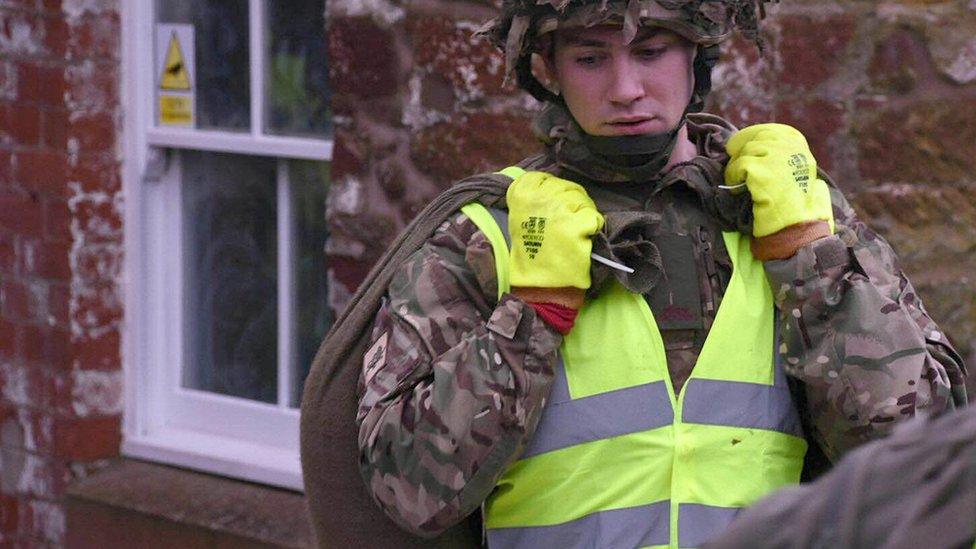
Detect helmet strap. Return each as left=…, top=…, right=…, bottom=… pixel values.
left=689, top=44, right=720, bottom=114
left=515, top=52, right=561, bottom=104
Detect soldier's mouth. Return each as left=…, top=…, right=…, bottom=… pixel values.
left=605, top=118, right=657, bottom=135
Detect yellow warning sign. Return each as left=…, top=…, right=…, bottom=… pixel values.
left=160, top=32, right=191, bottom=91
left=159, top=95, right=193, bottom=126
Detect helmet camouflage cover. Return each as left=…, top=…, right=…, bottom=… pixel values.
left=482, top=0, right=776, bottom=89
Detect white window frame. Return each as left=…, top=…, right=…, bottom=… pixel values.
left=120, top=0, right=331, bottom=490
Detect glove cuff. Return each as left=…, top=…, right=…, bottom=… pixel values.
left=527, top=302, right=578, bottom=335
left=511, top=286, right=585, bottom=310
left=751, top=221, right=831, bottom=261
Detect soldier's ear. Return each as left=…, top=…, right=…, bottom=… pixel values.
left=530, top=34, right=561, bottom=96
left=531, top=54, right=560, bottom=96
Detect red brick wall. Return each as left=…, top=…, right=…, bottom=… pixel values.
left=326, top=0, right=976, bottom=397
left=0, top=0, right=122, bottom=544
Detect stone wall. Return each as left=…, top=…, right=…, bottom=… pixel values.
left=326, top=0, right=976, bottom=395
left=0, top=0, right=122, bottom=544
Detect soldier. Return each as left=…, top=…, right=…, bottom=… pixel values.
left=704, top=405, right=976, bottom=549
left=300, top=1, right=967, bottom=547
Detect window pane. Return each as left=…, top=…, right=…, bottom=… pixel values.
left=157, top=0, right=251, bottom=131
left=266, top=1, right=332, bottom=137
left=181, top=151, right=277, bottom=403
left=289, top=160, right=331, bottom=406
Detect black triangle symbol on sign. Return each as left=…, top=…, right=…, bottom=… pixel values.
left=160, top=32, right=192, bottom=91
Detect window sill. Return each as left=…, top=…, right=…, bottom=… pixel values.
left=122, top=427, right=302, bottom=491
left=66, top=459, right=312, bottom=548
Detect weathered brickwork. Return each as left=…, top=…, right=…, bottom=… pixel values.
left=0, top=0, right=122, bottom=545
left=326, top=0, right=976, bottom=398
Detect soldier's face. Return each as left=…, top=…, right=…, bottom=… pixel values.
left=548, top=26, right=696, bottom=136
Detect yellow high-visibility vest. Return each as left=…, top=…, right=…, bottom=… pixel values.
left=460, top=171, right=807, bottom=548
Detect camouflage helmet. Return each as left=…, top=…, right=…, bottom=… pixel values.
left=481, top=0, right=776, bottom=104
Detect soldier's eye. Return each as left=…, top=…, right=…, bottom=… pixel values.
left=637, top=46, right=667, bottom=60
left=575, top=53, right=605, bottom=66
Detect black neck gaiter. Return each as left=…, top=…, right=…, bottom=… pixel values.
left=532, top=101, right=689, bottom=184
left=580, top=118, right=687, bottom=180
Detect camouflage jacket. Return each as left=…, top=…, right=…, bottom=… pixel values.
left=355, top=113, right=967, bottom=537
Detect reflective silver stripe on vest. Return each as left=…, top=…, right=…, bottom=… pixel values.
left=681, top=378, right=803, bottom=437
left=522, top=362, right=673, bottom=458
left=677, top=504, right=741, bottom=548
left=547, top=357, right=572, bottom=402
left=488, top=501, right=670, bottom=548
left=487, top=207, right=511, bottom=246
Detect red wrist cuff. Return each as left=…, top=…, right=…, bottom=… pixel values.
left=527, top=302, right=578, bottom=335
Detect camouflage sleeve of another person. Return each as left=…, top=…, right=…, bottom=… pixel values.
left=356, top=212, right=561, bottom=537
left=765, top=185, right=967, bottom=461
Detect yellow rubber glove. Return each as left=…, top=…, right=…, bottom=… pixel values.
left=507, top=171, right=605, bottom=290
left=725, top=124, right=834, bottom=238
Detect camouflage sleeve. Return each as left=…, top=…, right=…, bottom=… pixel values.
left=356, top=212, right=561, bottom=537
left=765, top=185, right=967, bottom=461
